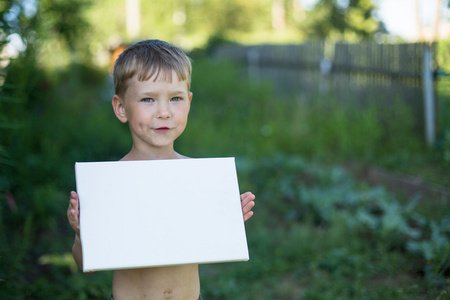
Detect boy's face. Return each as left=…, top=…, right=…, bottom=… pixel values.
left=113, top=70, right=192, bottom=152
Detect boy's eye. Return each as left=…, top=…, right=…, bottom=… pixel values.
left=171, top=97, right=181, bottom=102
left=141, top=98, right=154, bottom=102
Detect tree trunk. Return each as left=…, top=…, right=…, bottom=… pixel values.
left=414, top=0, right=425, bottom=41
left=272, top=0, right=286, bottom=31
left=126, top=0, right=141, bottom=39
left=432, top=0, right=443, bottom=41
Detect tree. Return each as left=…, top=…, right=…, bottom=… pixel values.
left=38, top=0, right=91, bottom=53
left=79, top=0, right=273, bottom=50
left=301, top=0, right=380, bottom=40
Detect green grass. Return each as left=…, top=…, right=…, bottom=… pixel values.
left=181, top=59, right=449, bottom=187
left=0, top=57, right=448, bottom=299
left=199, top=156, right=449, bottom=299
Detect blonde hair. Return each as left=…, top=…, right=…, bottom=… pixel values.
left=113, top=39, right=192, bottom=98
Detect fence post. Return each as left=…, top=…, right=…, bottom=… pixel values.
left=247, top=47, right=260, bottom=81
left=423, top=45, right=436, bottom=146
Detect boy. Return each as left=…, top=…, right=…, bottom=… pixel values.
left=67, top=39, right=255, bottom=300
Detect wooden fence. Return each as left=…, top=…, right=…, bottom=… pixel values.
left=212, top=41, right=436, bottom=138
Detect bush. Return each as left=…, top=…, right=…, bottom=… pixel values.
left=200, top=155, right=449, bottom=299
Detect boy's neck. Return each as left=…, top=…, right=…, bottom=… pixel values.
left=121, top=147, right=186, bottom=161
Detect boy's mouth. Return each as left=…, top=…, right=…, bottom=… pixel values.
left=155, top=127, right=170, bottom=133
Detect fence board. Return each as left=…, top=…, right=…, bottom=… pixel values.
left=212, top=41, right=435, bottom=131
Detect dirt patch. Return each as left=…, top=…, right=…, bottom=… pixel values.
left=366, top=167, right=450, bottom=203
left=344, top=163, right=450, bottom=203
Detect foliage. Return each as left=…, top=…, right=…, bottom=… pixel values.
left=38, top=0, right=91, bottom=52
left=0, top=3, right=127, bottom=297
left=180, top=59, right=431, bottom=163
left=436, top=38, right=450, bottom=163
left=0, top=60, right=127, bottom=298
left=75, top=0, right=383, bottom=55
left=1, top=46, right=448, bottom=298
left=407, top=217, right=450, bottom=284
left=199, top=155, right=449, bottom=299
left=82, top=0, right=273, bottom=50
left=300, top=0, right=380, bottom=40
left=0, top=2, right=448, bottom=297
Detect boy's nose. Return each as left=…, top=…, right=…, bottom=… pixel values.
left=156, top=103, right=171, bottom=119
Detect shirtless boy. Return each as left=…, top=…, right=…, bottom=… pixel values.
left=67, top=39, right=255, bottom=300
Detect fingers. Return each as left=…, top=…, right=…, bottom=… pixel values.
left=243, top=210, right=254, bottom=222
left=68, top=192, right=79, bottom=217
left=70, top=191, right=79, bottom=208
left=68, top=191, right=80, bottom=234
left=240, top=192, right=255, bottom=222
left=241, top=192, right=255, bottom=205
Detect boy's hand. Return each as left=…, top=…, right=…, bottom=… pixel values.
left=240, top=192, right=255, bottom=222
left=67, top=191, right=80, bottom=236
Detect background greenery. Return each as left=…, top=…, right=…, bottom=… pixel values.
left=0, top=0, right=449, bottom=299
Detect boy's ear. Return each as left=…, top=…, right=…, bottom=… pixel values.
left=188, top=92, right=193, bottom=103
left=112, top=95, right=128, bottom=123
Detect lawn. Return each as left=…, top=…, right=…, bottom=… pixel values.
left=0, top=57, right=448, bottom=299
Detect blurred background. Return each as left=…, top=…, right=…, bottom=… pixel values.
left=0, top=0, right=449, bottom=299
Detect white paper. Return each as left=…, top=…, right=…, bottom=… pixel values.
left=75, top=157, right=249, bottom=272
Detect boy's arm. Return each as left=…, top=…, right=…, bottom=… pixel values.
left=240, top=192, right=255, bottom=222
left=67, top=191, right=88, bottom=271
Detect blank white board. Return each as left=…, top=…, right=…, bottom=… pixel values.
left=75, top=157, right=249, bottom=272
